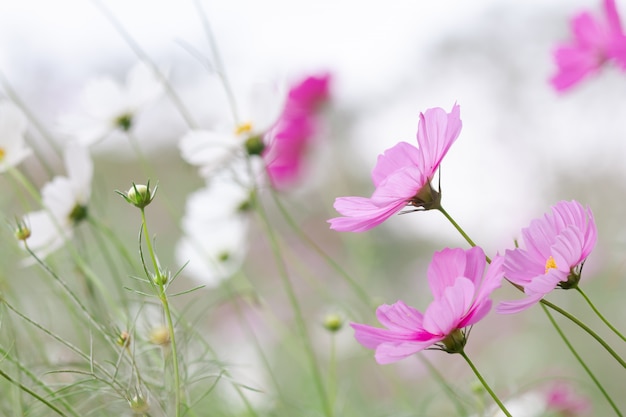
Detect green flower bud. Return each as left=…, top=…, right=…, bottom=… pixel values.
left=14, top=218, right=31, bottom=241
left=129, top=393, right=149, bottom=414
left=323, top=313, right=344, bottom=333
left=118, top=182, right=157, bottom=209
left=244, top=135, right=265, bottom=156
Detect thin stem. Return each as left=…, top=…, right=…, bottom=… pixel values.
left=540, top=299, right=626, bottom=368
left=192, top=0, right=240, bottom=124
left=437, top=207, right=481, bottom=251
left=254, top=196, right=333, bottom=417
left=541, top=304, right=623, bottom=416
left=418, top=354, right=468, bottom=416
left=90, top=0, right=197, bottom=129
left=0, top=367, right=68, bottom=417
left=459, top=351, right=511, bottom=417
left=576, top=287, right=626, bottom=343
left=438, top=206, right=626, bottom=368
left=270, top=191, right=374, bottom=309
left=0, top=347, right=81, bottom=417
left=0, top=69, right=62, bottom=161
left=139, top=208, right=182, bottom=417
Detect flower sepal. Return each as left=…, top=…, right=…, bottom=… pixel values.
left=440, top=328, right=467, bottom=354
left=118, top=181, right=158, bottom=209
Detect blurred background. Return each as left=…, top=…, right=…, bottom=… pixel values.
left=1, top=0, right=625, bottom=415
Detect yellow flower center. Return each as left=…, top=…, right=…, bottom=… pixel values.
left=545, top=256, right=558, bottom=273
left=0, top=147, right=6, bottom=161
left=234, top=122, right=253, bottom=136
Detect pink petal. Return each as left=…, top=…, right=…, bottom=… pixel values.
left=550, top=45, right=600, bottom=92
left=371, top=141, right=422, bottom=187
left=328, top=196, right=407, bottom=232
left=496, top=293, right=545, bottom=314
left=416, top=104, right=462, bottom=177
left=604, top=0, right=623, bottom=36
left=502, top=248, right=544, bottom=286
left=427, top=247, right=485, bottom=299
left=423, top=277, right=474, bottom=336
left=370, top=166, right=426, bottom=205
left=376, top=301, right=425, bottom=331
left=374, top=339, right=439, bottom=364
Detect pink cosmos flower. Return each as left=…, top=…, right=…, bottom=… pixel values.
left=351, top=247, right=503, bottom=364
left=497, top=200, right=597, bottom=314
left=263, top=73, right=331, bottom=189
left=328, top=104, right=461, bottom=233
left=545, top=383, right=591, bottom=416
left=550, top=0, right=626, bottom=92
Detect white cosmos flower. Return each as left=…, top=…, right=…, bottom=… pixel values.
left=0, top=101, right=32, bottom=172
left=22, top=144, right=93, bottom=261
left=175, top=180, right=252, bottom=287
left=60, top=63, right=163, bottom=146
left=179, top=81, right=284, bottom=178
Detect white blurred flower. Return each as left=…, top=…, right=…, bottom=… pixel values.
left=22, top=144, right=93, bottom=261
left=179, top=81, right=284, bottom=178
left=175, top=180, right=252, bottom=287
left=0, top=101, right=32, bottom=172
left=60, top=63, right=163, bottom=146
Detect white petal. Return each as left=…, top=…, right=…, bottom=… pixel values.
left=125, top=62, right=164, bottom=109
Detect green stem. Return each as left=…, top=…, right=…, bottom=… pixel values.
left=418, top=354, right=468, bottom=416
left=271, top=191, right=374, bottom=309
left=139, top=208, right=182, bottom=417
left=541, top=304, right=622, bottom=416
left=0, top=367, right=68, bottom=417
left=0, top=346, right=81, bottom=417
left=437, top=207, right=480, bottom=251
left=254, top=195, right=333, bottom=417
left=438, top=206, right=626, bottom=368
left=576, top=287, right=626, bottom=343
left=540, top=299, right=626, bottom=368
left=459, top=351, right=511, bottom=417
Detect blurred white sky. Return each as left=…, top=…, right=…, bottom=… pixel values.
left=1, top=0, right=625, bottom=250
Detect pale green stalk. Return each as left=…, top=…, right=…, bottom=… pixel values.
left=90, top=0, right=198, bottom=129
left=192, top=0, right=240, bottom=123
left=0, top=367, right=68, bottom=417
left=576, top=286, right=626, bottom=343
left=0, top=347, right=81, bottom=417
left=270, top=191, right=374, bottom=309
left=0, top=69, right=61, bottom=164
left=139, top=208, right=182, bottom=417
left=459, top=351, right=512, bottom=417
left=541, top=304, right=622, bottom=416
left=418, top=354, right=468, bottom=416
left=253, top=196, right=333, bottom=417
left=2, top=299, right=127, bottom=397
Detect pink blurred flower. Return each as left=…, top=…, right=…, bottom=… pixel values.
left=550, top=0, right=626, bottom=92
left=497, top=200, right=597, bottom=314
left=328, top=103, right=461, bottom=232
left=263, top=73, right=331, bottom=189
left=351, top=247, right=503, bottom=364
left=546, top=382, right=591, bottom=416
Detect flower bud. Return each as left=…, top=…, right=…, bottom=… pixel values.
left=118, top=182, right=157, bottom=209
left=149, top=326, right=170, bottom=346
left=323, top=313, right=344, bottom=333
left=129, top=393, right=149, bottom=414
left=14, top=218, right=31, bottom=241
left=244, top=135, right=265, bottom=156
left=117, top=330, right=131, bottom=348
